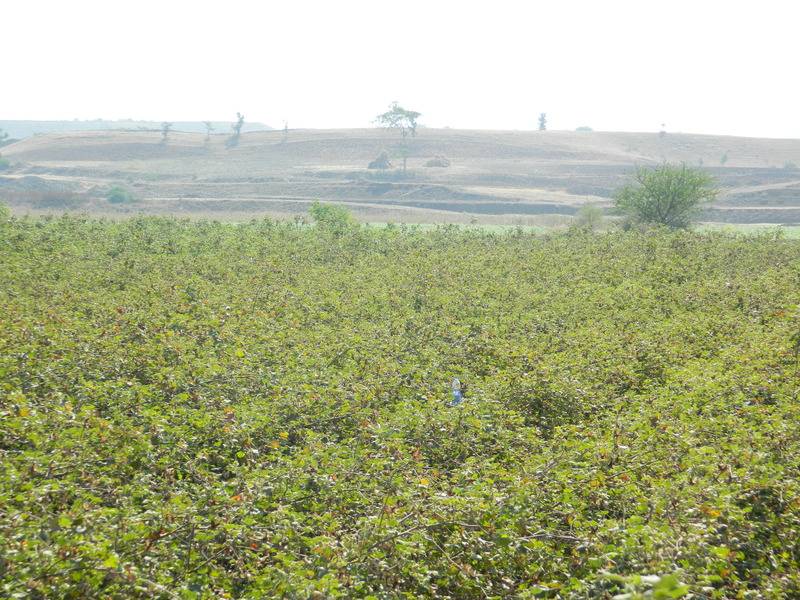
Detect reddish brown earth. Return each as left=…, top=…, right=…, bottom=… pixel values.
left=2, top=128, right=799, bottom=225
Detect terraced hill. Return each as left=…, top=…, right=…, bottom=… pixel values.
left=2, top=128, right=799, bottom=224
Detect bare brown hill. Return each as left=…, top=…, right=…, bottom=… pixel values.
left=2, top=128, right=799, bottom=224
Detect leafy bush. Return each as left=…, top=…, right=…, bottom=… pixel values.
left=614, top=162, right=719, bottom=229
left=105, top=184, right=138, bottom=203
left=575, top=202, right=604, bottom=230
left=308, top=200, right=354, bottom=234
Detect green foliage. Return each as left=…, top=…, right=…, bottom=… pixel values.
left=105, top=184, right=138, bottom=204
left=0, top=199, right=9, bottom=219
left=602, top=573, right=689, bottom=599
left=613, top=162, right=719, bottom=229
left=1, top=219, right=800, bottom=598
left=308, top=200, right=354, bottom=234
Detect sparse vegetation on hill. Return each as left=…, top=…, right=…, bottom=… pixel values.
left=0, top=119, right=272, bottom=140
left=1, top=128, right=799, bottom=224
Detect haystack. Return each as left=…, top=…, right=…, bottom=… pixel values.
left=425, top=154, right=451, bottom=167
left=368, top=150, right=392, bottom=169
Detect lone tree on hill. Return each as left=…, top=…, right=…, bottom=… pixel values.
left=375, top=102, right=421, bottom=173
left=538, top=113, right=547, bottom=131
left=226, top=113, right=245, bottom=147
left=161, top=122, right=172, bottom=144
left=613, top=162, right=719, bottom=229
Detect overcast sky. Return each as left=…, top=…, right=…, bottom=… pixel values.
left=3, top=0, right=797, bottom=138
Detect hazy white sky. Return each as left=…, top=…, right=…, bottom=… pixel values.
left=4, top=0, right=798, bottom=138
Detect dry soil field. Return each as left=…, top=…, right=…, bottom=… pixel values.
left=2, top=128, right=800, bottom=225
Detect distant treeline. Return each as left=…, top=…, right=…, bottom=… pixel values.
left=0, top=119, right=273, bottom=140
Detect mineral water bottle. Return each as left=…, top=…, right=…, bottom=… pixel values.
left=451, top=377, right=462, bottom=405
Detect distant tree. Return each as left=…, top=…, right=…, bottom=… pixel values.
left=613, top=162, right=719, bottom=229
left=282, top=120, right=289, bottom=143
left=720, top=154, right=729, bottom=167
left=538, top=113, right=547, bottom=131
left=0, top=128, right=7, bottom=143
left=204, top=121, right=215, bottom=142
left=575, top=126, right=593, bottom=132
left=374, top=102, right=421, bottom=174
left=161, top=122, right=173, bottom=144
left=226, top=113, right=245, bottom=148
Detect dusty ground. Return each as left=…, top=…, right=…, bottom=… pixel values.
left=2, top=128, right=799, bottom=225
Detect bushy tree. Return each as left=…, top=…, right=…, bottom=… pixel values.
left=375, top=102, right=421, bottom=173
left=613, top=162, right=718, bottom=229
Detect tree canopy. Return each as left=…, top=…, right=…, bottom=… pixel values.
left=613, top=162, right=719, bottom=229
left=375, top=102, right=421, bottom=140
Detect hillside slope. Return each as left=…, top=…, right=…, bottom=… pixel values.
left=2, top=128, right=799, bottom=224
